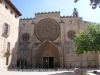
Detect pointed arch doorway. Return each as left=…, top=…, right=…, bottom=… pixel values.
left=35, top=40, right=60, bottom=68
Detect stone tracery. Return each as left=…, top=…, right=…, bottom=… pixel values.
left=67, top=30, right=76, bottom=40
left=34, top=18, right=60, bottom=41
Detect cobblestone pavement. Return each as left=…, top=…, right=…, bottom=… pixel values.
left=0, top=68, right=100, bottom=75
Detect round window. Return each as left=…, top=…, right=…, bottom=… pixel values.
left=68, top=30, right=76, bottom=40
left=34, top=18, right=60, bottom=41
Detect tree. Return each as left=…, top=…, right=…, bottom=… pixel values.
left=74, top=23, right=100, bottom=54
left=74, top=0, right=100, bottom=9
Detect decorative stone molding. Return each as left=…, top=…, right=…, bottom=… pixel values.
left=20, top=18, right=34, bottom=20
left=67, top=30, right=76, bottom=40
left=53, top=41, right=61, bottom=46
left=35, top=11, right=60, bottom=15
left=60, top=15, right=73, bottom=18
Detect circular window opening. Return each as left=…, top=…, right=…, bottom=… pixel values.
left=22, top=33, right=30, bottom=41
left=67, top=30, right=76, bottom=40
left=34, top=18, right=60, bottom=41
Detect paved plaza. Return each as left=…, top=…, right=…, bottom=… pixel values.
left=0, top=68, right=100, bottom=75
left=0, top=71, right=77, bottom=75
left=0, top=70, right=77, bottom=75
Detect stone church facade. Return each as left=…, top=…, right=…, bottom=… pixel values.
left=0, top=0, right=100, bottom=70
left=18, top=9, right=99, bottom=69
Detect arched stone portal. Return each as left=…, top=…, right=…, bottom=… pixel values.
left=35, top=40, right=60, bottom=68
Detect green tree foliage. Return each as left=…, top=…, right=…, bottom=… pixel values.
left=74, top=0, right=100, bottom=9
left=74, top=23, right=100, bottom=54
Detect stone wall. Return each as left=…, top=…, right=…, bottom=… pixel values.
left=19, top=11, right=98, bottom=68
left=0, top=0, right=20, bottom=69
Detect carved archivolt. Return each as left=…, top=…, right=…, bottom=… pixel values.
left=34, top=18, right=60, bottom=41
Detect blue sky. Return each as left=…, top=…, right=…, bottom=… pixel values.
left=11, top=0, right=100, bottom=23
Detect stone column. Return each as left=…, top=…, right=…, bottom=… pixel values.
left=19, top=60, right=21, bottom=69
left=60, top=20, right=64, bottom=68
left=98, top=54, right=100, bottom=68
left=60, top=55, right=63, bottom=68
left=23, top=60, right=25, bottom=69
left=59, top=47, right=62, bottom=68
left=32, top=46, right=36, bottom=68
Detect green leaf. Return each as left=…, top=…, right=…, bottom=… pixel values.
left=74, top=22, right=100, bottom=54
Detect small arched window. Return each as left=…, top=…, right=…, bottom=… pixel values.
left=7, top=42, right=10, bottom=53
left=4, top=23, right=8, bottom=34
left=6, top=57, right=9, bottom=65
left=2, top=23, right=10, bottom=37
left=10, top=10, right=13, bottom=14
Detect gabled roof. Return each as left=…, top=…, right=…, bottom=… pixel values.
left=5, top=0, right=22, bottom=16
